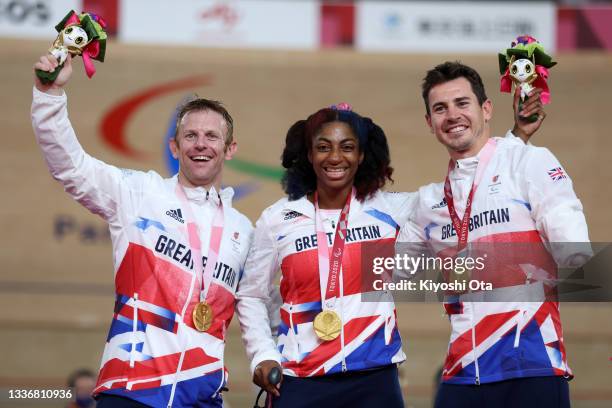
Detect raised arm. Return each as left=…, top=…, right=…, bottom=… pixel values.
left=32, top=54, right=140, bottom=221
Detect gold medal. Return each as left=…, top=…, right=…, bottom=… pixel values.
left=192, top=301, right=214, bottom=332
left=313, top=310, right=342, bottom=341
left=449, top=261, right=472, bottom=294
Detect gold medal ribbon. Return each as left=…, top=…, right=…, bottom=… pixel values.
left=444, top=139, right=496, bottom=251
left=313, top=188, right=353, bottom=341
left=443, top=139, right=496, bottom=292
left=176, top=184, right=224, bottom=332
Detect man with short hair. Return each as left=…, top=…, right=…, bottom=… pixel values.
left=32, top=54, right=253, bottom=408
left=398, top=61, right=590, bottom=407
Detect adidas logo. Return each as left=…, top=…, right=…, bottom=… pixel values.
left=166, top=208, right=185, bottom=224
left=431, top=198, right=447, bottom=209
left=282, top=210, right=303, bottom=221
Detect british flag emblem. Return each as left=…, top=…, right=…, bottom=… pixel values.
left=548, top=167, right=568, bottom=181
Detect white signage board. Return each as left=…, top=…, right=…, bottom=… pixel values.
left=120, top=0, right=319, bottom=50
left=0, top=0, right=82, bottom=39
left=356, top=1, right=556, bottom=53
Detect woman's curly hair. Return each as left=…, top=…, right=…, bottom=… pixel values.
left=281, top=107, right=394, bottom=201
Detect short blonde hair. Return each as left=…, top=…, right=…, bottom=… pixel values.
left=174, top=97, right=234, bottom=144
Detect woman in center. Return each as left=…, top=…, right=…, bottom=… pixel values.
left=236, top=104, right=416, bottom=407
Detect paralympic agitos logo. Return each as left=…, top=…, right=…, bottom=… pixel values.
left=98, top=75, right=282, bottom=200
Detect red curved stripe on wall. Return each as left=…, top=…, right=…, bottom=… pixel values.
left=99, top=76, right=211, bottom=158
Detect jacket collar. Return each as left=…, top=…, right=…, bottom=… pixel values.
left=170, top=175, right=234, bottom=208
left=283, top=190, right=362, bottom=219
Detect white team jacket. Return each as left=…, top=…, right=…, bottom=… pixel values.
left=398, top=135, right=590, bottom=385
left=32, top=87, right=253, bottom=407
left=236, top=191, right=416, bottom=377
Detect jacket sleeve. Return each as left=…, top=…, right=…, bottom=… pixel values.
left=235, top=209, right=283, bottom=373
left=503, top=129, right=527, bottom=145
left=522, top=146, right=591, bottom=266
left=395, top=212, right=431, bottom=279
left=385, top=191, right=419, bottom=229
left=31, top=86, right=129, bottom=222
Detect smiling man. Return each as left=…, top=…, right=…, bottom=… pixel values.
left=31, top=54, right=253, bottom=408
left=398, top=61, right=591, bottom=407
left=426, top=78, right=492, bottom=158
left=170, top=100, right=236, bottom=188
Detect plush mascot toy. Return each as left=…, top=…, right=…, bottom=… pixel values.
left=499, top=35, right=556, bottom=122
left=36, top=10, right=107, bottom=84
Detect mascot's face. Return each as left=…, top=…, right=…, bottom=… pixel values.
left=61, top=25, right=89, bottom=49
left=510, top=58, right=535, bottom=83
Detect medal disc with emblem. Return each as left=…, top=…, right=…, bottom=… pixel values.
left=446, top=259, right=472, bottom=294
left=313, top=310, right=342, bottom=341
left=192, top=301, right=214, bottom=332
left=450, top=250, right=473, bottom=293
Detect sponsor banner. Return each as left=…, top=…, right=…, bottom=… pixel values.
left=0, top=0, right=82, bottom=39
left=356, top=1, right=556, bottom=53
left=120, top=0, right=319, bottom=50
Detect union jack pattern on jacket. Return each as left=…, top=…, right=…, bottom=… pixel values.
left=237, top=191, right=416, bottom=377
left=398, top=136, right=590, bottom=385
left=32, top=87, right=253, bottom=407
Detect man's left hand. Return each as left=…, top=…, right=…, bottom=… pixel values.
left=512, top=87, right=546, bottom=143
